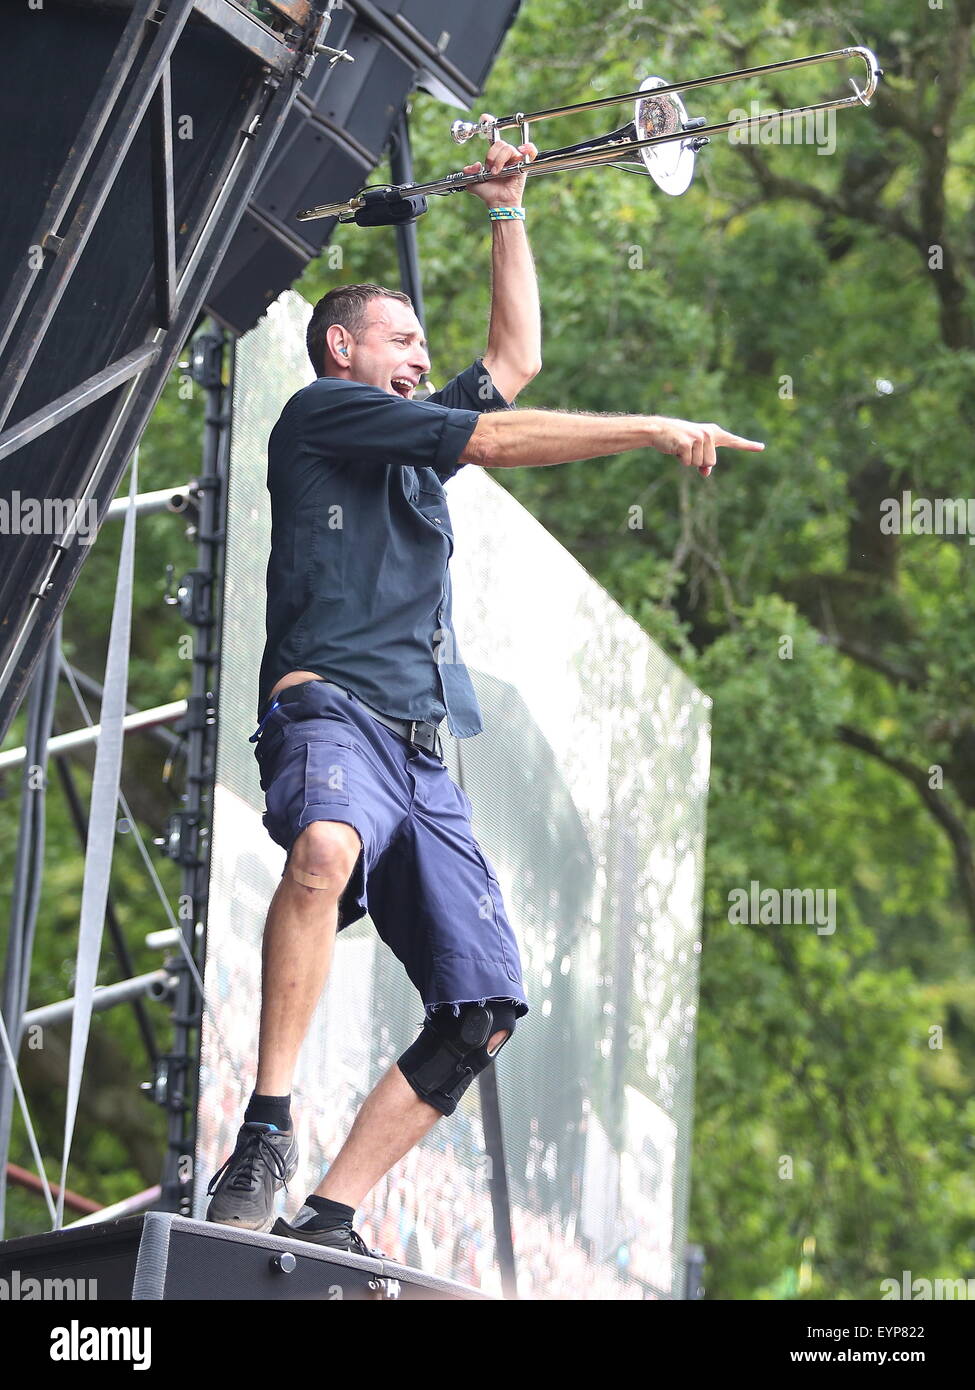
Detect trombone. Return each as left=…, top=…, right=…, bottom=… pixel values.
left=297, top=46, right=882, bottom=224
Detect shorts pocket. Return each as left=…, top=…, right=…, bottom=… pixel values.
left=479, top=848, right=503, bottom=893
left=468, top=842, right=522, bottom=982
left=302, top=736, right=352, bottom=807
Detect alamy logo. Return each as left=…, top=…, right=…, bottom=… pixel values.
left=0, top=492, right=98, bottom=545
left=727, top=103, right=836, bottom=155
left=727, top=880, right=836, bottom=935
left=0, top=1270, right=97, bottom=1300
left=880, top=492, right=975, bottom=544
left=49, top=1320, right=151, bottom=1370
left=881, top=1270, right=975, bottom=1300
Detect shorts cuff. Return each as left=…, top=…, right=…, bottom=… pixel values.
left=424, top=995, right=529, bottom=1022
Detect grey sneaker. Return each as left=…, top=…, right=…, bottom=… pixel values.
left=271, top=1209, right=386, bottom=1259
left=205, top=1121, right=298, bottom=1232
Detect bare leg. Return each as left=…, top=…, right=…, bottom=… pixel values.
left=254, top=821, right=361, bottom=1096
left=315, top=1028, right=511, bottom=1207
left=314, top=1064, right=440, bottom=1207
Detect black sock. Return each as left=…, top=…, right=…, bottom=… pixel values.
left=293, top=1194, right=356, bottom=1230
left=244, top=1091, right=292, bottom=1131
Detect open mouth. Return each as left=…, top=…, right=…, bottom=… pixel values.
left=391, top=377, right=415, bottom=399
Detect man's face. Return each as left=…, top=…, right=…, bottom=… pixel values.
left=344, top=298, right=431, bottom=400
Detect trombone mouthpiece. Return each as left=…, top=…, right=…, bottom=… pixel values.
left=451, top=114, right=498, bottom=144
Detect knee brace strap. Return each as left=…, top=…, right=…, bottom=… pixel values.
left=397, top=1002, right=518, bottom=1117
left=289, top=864, right=332, bottom=890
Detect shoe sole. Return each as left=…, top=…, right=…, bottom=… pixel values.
left=205, top=1211, right=277, bottom=1233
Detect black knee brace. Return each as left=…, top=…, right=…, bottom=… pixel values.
left=397, top=1000, right=519, bottom=1117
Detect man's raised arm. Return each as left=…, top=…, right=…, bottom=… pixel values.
left=461, top=123, right=541, bottom=402
left=461, top=410, right=765, bottom=477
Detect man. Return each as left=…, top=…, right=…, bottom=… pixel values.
left=205, top=131, right=764, bottom=1258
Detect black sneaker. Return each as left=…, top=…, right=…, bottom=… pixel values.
left=271, top=1211, right=386, bottom=1260
left=205, top=1121, right=298, bottom=1232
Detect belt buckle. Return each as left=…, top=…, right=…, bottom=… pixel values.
left=406, top=718, right=442, bottom=759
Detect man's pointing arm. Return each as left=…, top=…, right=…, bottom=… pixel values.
left=461, top=410, right=765, bottom=477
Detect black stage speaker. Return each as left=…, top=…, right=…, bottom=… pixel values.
left=0, top=1214, right=490, bottom=1300
left=368, top=0, right=524, bottom=91
left=205, top=0, right=522, bottom=334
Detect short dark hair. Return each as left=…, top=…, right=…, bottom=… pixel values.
left=306, top=283, right=414, bottom=376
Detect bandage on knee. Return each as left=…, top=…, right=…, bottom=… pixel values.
left=289, top=864, right=334, bottom=890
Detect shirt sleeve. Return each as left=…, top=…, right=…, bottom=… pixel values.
left=293, top=376, right=482, bottom=474
left=425, top=358, right=514, bottom=482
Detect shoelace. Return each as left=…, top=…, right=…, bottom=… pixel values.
left=207, top=1126, right=291, bottom=1196
left=347, top=1228, right=372, bottom=1257
left=323, top=1223, right=383, bottom=1259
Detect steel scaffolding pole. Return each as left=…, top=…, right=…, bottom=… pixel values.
left=156, top=324, right=233, bottom=1213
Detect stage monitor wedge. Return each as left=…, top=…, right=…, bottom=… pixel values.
left=0, top=1213, right=490, bottom=1300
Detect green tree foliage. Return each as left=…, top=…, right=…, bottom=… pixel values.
left=298, top=0, right=975, bottom=1296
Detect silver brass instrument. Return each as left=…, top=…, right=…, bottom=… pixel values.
left=297, top=46, right=882, bottom=224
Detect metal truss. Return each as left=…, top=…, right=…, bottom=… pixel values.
left=0, top=0, right=335, bottom=740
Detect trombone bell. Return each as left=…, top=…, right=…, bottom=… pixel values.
left=634, top=78, right=704, bottom=196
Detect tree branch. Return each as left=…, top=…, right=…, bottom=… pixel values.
left=821, top=635, right=925, bottom=690
left=836, top=725, right=975, bottom=933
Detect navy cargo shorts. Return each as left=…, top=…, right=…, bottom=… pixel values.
left=250, top=678, right=529, bottom=1024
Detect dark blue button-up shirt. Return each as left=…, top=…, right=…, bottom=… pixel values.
left=257, top=358, right=512, bottom=737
